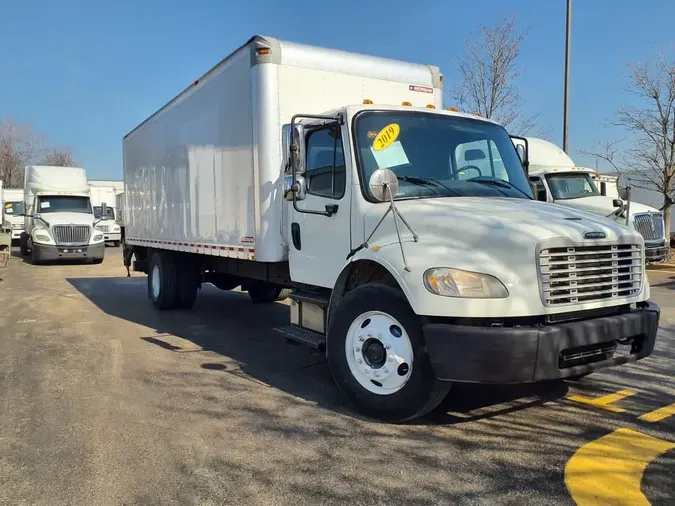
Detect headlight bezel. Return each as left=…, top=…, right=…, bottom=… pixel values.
left=423, top=267, right=509, bottom=299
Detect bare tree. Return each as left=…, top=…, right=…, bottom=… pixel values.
left=0, top=118, right=45, bottom=187
left=42, top=147, right=76, bottom=167
left=582, top=48, right=675, bottom=237
left=452, top=16, right=546, bottom=136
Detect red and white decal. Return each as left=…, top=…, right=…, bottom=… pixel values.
left=126, top=238, right=256, bottom=261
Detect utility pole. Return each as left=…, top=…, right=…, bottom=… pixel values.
left=563, top=0, right=572, bottom=152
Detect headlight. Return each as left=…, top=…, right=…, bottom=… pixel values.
left=93, top=233, right=104, bottom=241
left=423, top=268, right=509, bottom=298
left=35, top=233, right=51, bottom=243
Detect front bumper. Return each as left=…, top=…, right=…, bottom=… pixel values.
left=102, top=231, right=121, bottom=242
left=645, top=243, right=669, bottom=263
left=423, top=301, right=660, bottom=383
left=33, top=242, right=105, bottom=262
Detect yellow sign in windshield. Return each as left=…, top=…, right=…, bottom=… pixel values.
left=372, top=123, right=400, bottom=151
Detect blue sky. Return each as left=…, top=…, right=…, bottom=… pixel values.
left=1, top=0, right=674, bottom=179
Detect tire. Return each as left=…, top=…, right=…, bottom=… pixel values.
left=326, top=283, right=451, bottom=422
left=19, top=234, right=29, bottom=257
left=247, top=283, right=290, bottom=303
left=147, top=252, right=178, bottom=310
left=175, top=261, right=199, bottom=310
left=112, top=241, right=120, bottom=248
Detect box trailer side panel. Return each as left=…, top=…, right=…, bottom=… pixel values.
left=125, top=35, right=443, bottom=263
left=124, top=44, right=255, bottom=259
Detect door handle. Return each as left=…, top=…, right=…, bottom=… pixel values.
left=291, top=222, right=301, bottom=250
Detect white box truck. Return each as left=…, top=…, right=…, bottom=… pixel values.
left=123, top=35, right=660, bottom=422
left=21, top=165, right=107, bottom=264
left=2, top=187, right=26, bottom=241
left=517, top=137, right=669, bottom=263
left=90, top=184, right=122, bottom=246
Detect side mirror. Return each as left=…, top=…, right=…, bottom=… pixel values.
left=368, top=168, right=399, bottom=202
left=282, top=124, right=292, bottom=174
left=101, top=202, right=108, bottom=220
left=283, top=174, right=307, bottom=201
left=511, top=136, right=530, bottom=174
left=613, top=198, right=623, bottom=208
left=291, top=124, right=306, bottom=175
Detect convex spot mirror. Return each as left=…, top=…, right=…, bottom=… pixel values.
left=612, top=199, right=623, bottom=208
left=369, top=168, right=399, bottom=202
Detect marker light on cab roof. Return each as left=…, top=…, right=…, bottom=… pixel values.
left=402, top=101, right=412, bottom=106
left=363, top=99, right=373, bottom=104
left=448, top=107, right=458, bottom=112
left=426, top=104, right=435, bottom=109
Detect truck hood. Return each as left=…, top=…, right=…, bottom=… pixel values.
left=359, top=197, right=646, bottom=317
left=363, top=197, right=638, bottom=247
left=556, top=195, right=658, bottom=217
left=38, top=212, right=96, bottom=227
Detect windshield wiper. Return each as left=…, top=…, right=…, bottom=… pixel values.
left=467, top=177, right=533, bottom=199
left=397, top=176, right=461, bottom=196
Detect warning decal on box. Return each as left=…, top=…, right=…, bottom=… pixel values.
left=409, top=85, right=433, bottom=94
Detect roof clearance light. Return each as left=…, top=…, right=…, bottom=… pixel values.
left=448, top=107, right=458, bottom=112
left=426, top=104, right=436, bottom=109
left=475, top=112, right=483, bottom=117
left=363, top=99, right=373, bottom=104
left=257, top=48, right=271, bottom=55
left=402, top=101, right=412, bottom=106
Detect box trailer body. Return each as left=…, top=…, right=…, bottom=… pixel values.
left=90, top=184, right=121, bottom=246
left=123, top=36, right=659, bottom=422
left=22, top=165, right=106, bottom=264
left=124, top=36, right=442, bottom=265
left=517, top=137, right=668, bottom=262
left=1, top=187, right=25, bottom=240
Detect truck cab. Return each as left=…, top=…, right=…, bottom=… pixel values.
left=518, top=137, right=668, bottom=263
left=21, top=165, right=107, bottom=264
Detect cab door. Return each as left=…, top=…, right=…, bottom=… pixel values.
left=287, top=124, right=351, bottom=288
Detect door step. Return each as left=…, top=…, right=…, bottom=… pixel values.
left=275, top=325, right=326, bottom=351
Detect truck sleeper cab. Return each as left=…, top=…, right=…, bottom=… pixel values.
left=123, top=36, right=659, bottom=423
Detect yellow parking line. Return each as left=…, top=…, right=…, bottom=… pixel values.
left=568, top=389, right=637, bottom=413
left=638, top=402, right=675, bottom=423
left=565, top=428, right=675, bottom=505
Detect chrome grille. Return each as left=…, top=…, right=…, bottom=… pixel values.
left=53, top=225, right=91, bottom=245
left=633, top=213, right=664, bottom=242
left=538, top=243, right=642, bottom=306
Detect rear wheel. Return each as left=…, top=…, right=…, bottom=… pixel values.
left=148, top=252, right=178, bottom=310
left=327, top=283, right=451, bottom=422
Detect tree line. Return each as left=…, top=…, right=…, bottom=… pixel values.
left=2, top=16, right=674, bottom=232
left=0, top=118, right=76, bottom=188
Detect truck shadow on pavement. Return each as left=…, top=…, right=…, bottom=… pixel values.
left=66, top=275, right=571, bottom=424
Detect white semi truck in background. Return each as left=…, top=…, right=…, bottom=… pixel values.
left=21, top=165, right=107, bottom=264
left=1, top=186, right=26, bottom=242
left=122, top=35, right=660, bottom=422
left=90, top=184, right=122, bottom=246
left=516, top=137, right=669, bottom=263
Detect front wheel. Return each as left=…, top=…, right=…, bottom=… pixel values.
left=327, top=283, right=451, bottom=422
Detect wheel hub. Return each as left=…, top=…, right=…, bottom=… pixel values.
left=344, top=311, right=414, bottom=395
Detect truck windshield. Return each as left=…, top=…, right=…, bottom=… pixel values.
left=545, top=172, right=600, bottom=200
left=353, top=111, right=532, bottom=201
left=37, top=196, right=92, bottom=214
left=93, top=206, right=115, bottom=220
left=3, top=201, right=25, bottom=215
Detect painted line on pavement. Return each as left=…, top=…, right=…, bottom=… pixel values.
left=638, top=402, right=675, bottom=423
left=568, top=389, right=637, bottom=413
left=565, top=427, right=675, bottom=506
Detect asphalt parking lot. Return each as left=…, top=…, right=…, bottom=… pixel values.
left=0, top=247, right=673, bottom=506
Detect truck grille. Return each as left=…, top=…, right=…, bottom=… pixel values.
left=633, top=213, right=664, bottom=242
left=538, top=243, right=642, bottom=306
left=53, top=225, right=91, bottom=245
